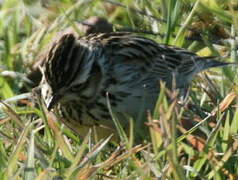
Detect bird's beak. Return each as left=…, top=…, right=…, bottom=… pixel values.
left=46, top=94, right=62, bottom=111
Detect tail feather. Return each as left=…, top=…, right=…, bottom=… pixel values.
left=202, top=58, right=238, bottom=70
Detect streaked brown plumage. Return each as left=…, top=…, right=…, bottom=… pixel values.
left=21, top=16, right=113, bottom=92
left=38, top=32, right=233, bottom=139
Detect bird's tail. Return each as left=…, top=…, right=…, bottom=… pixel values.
left=202, top=57, right=238, bottom=70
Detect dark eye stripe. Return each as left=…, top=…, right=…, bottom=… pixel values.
left=66, top=46, right=88, bottom=86
left=70, top=84, right=82, bottom=92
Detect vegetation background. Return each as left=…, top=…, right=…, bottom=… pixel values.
left=0, top=0, right=238, bottom=179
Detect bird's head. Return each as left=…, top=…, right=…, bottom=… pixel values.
left=39, top=33, right=97, bottom=111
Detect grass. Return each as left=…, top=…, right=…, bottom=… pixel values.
left=0, top=0, right=238, bottom=179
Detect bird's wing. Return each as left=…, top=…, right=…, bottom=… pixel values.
left=93, top=32, right=200, bottom=78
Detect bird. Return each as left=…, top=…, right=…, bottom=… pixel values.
left=37, top=31, right=233, bottom=140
